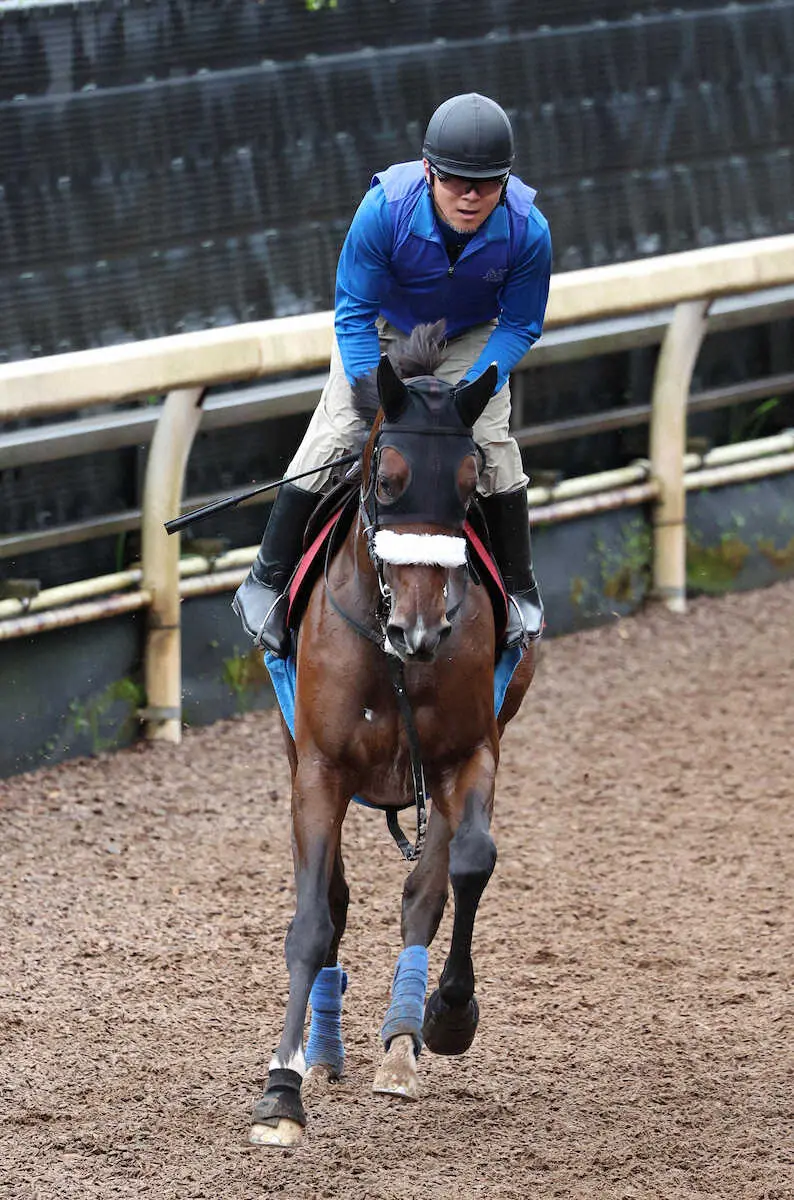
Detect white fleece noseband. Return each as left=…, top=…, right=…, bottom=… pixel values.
left=373, top=530, right=467, bottom=568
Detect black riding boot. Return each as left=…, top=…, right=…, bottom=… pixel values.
left=478, top=487, right=544, bottom=646
left=232, top=482, right=319, bottom=657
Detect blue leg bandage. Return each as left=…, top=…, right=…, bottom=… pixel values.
left=380, top=944, right=429, bottom=1054
left=305, top=964, right=347, bottom=1078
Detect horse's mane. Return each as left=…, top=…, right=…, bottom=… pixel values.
left=351, top=320, right=448, bottom=430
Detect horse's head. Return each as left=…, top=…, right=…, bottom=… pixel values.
left=354, top=326, right=496, bottom=662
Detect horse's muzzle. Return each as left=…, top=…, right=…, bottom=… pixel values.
left=386, top=615, right=452, bottom=662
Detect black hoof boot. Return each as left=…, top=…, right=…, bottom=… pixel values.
left=251, top=1068, right=307, bottom=1130
left=422, top=988, right=480, bottom=1056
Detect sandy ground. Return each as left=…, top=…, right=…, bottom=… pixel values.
left=1, top=581, right=792, bottom=1200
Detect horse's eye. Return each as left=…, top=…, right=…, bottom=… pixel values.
left=457, top=453, right=479, bottom=502
left=376, top=447, right=410, bottom=504
left=377, top=475, right=397, bottom=503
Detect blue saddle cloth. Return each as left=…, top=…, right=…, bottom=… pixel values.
left=265, top=646, right=522, bottom=809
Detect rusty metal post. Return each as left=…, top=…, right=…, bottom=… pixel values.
left=648, top=300, right=709, bottom=613
left=140, top=388, right=205, bottom=743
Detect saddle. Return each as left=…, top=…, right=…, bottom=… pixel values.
left=286, top=475, right=509, bottom=645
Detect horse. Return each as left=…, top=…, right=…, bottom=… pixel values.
left=251, top=323, right=537, bottom=1147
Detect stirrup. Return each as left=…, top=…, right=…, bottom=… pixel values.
left=504, top=589, right=544, bottom=648
left=232, top=571, right=290, bottom=656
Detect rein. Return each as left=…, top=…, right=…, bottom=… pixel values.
left=384, top=656, right=428, bottom=862
left=321, top=516, right=428, bottom=862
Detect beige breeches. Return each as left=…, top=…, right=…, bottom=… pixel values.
left=285, top=320, right=528, bottom=495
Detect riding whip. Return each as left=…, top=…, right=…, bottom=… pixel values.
left=164, top=453, right=358, bottom=535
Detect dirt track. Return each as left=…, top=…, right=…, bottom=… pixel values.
left=2, top=582, right=792, bottom=1200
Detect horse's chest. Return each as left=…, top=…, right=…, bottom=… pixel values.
left=340, top=696, right=473, bottom=774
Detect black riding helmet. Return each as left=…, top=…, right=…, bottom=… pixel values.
left=422, top=93, right=514, bottom=179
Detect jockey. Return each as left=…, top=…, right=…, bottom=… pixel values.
left=233, top=92, right=552, bottom=657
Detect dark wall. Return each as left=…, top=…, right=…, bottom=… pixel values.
left=2, top=0, right=793, bottom=592
left=1, top=0, right=792, bottom=359
left=4, top=471, right=794, bottom=779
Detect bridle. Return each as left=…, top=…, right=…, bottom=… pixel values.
left=346, top=422, right=480, bottom=643
left=322, top=422, right=482, bottom=862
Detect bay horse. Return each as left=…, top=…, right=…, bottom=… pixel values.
left=251, top=324, right=536, bottom=1147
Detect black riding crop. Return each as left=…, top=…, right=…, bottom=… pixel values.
left=164, top=453, right=358, bottom=535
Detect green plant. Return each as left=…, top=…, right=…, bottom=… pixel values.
left=68, top=677, right=146, bottom=755
left=686, top=532, right=750, bottom=594
left=114, top=531, right=128, bottom=573
left=568, top=518, right=652, bottom=619
left=222, top=653, right=250, bottom=700
left=729, top=396, right=781, bottom=444
left=757, top=535, right=794, bottom=571
left=592, top=518, right=652, bottom=608
left=221, top=647, right=271, bottom=713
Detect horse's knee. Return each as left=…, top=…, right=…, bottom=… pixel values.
left=449, top=828, right=496, bottom=886
left=449, top=795, right=497, bottom=887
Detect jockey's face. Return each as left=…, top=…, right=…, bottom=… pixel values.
left=423, top=158, right=505, bottom=234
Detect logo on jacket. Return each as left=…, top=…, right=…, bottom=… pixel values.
left=483, top=267, right=508, bottom=283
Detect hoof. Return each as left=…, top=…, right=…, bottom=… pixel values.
left=250, top=1067, right=305, bottom=1144
left=302, top=1063, right=342, bottom=1100
left=372, top=1033, right=419, bottom=1101
left=249, top=1118, right=304, bottom=1148
left=422, top=988, right=479, bottom=1056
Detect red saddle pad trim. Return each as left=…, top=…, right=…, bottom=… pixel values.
left=463, top=519, right=509, bottom=640
left=287, top=511, right=342, bottom=626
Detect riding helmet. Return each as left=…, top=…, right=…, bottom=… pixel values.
left=422, top=93, right=515, bottom=178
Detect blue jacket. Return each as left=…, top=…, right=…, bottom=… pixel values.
left=335, top=160, right=552, bottom=392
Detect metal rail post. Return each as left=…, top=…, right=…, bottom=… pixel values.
left=141, top=388, right=205, bottom=742
left=648, top=300, right=709, bottom=613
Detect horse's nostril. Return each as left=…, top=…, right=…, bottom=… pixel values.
left=386, top=624, right=407, bottom=654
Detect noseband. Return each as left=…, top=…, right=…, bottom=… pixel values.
left=360, top=518, right=469, bottom=642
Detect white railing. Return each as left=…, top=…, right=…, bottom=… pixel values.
left=2, top=234, right=794, bottom=743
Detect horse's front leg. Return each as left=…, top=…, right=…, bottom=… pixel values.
left=303, top=844, right=349, bottom=1086
left=250, top=767, right=348, bottom=1148
left=373, top=803, right=452, bottom=1100
left=422, top=745, right=498, bottom=1056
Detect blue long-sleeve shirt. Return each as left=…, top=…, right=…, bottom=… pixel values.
left=334, top=160, right=552, bottom=393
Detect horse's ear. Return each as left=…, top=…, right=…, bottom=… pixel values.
left=455, top=363, right=498, bottom=428
left=377, top=353, right=408, bottom=423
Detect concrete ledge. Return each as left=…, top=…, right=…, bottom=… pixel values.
left=547, top=235, right=794, bottom=327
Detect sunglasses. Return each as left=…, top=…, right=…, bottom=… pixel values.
left=430, top=166, right=509, bottom=195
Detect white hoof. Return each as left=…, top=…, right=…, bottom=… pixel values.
left=372, top=1033, right=419, bottom=1101
left=249, top=1118, right=305, bottom=1148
